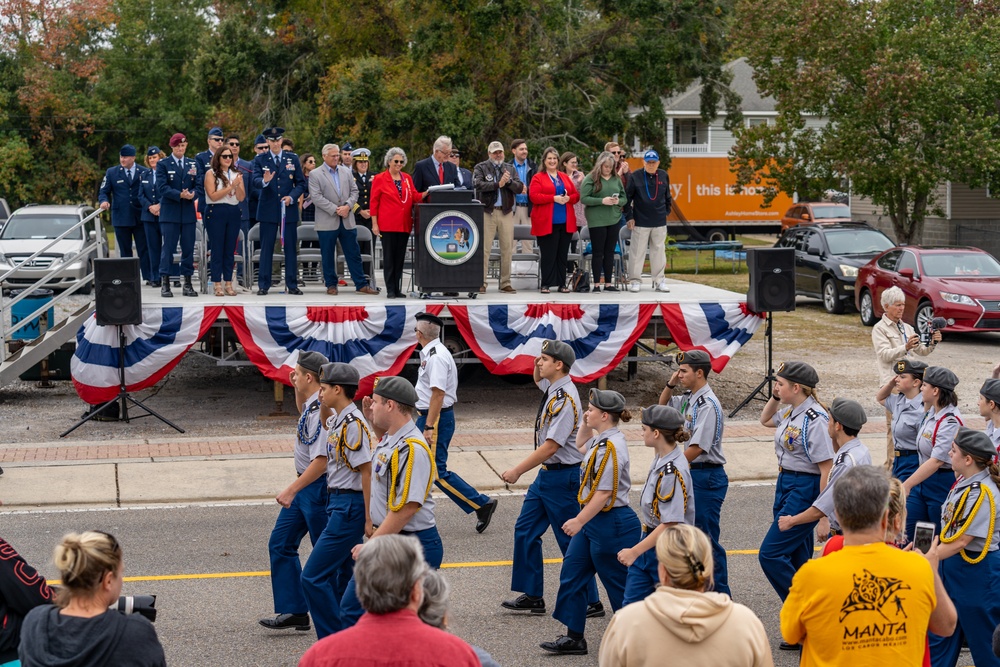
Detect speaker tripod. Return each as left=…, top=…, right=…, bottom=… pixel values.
left=728, top=311, right=774, bottom=418
left=60, top=325, right=185, bottom=437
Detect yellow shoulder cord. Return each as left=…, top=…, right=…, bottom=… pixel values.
left=336, top=417, right=372, bottom=472
left=941, top=483, right=996, bottom=564
left=650, top=466, right=688, bottom=523
left=544, top=392, right=579, bottom=432
left=577, top=439, right=618, bottom=512
left=387, top=437, right=436, bottom=513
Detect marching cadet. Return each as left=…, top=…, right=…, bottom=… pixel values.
left=98, top=144, right=151, bottom=283
left=875, top=359, right=928, bottom=482
left=339, top=375, right=442, bottom=629
left=414, top=312, right=498, bottom=532
left=500, top=340, right=602, bottom=619
left=757, top=361, right=834, bottom=651
left=301, top=362, right=374, bottom=640
left=259, top=351, right=331, bottom=633
left=541, top=389, right=640, bottom=656
left=777, top=397, right=872, bottom=537
left=902, top=366, right=964, bottom=544
left=156, top=133, right=200, bottom=297
left=979, top=378, right=1000, bottom=451
left=932, top=428, right=1000, bottom=667
left=659, top=349, right=730, bottom=596
left=618, top=405, right=695, bottom=604
left=252, top=126, right=306, bottom=296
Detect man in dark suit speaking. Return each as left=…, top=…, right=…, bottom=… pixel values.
left=412, top=135, right=461, bottom=195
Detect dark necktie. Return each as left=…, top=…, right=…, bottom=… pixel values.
left=535, top=388, right=550, bottom=449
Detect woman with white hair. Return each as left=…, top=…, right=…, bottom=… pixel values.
left=369, top=147, right=422, bottom=298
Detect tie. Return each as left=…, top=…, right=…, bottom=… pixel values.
left=534, top=388, right=550, bottom=449
left=126, top=169, right=132, bottom=182
left=438, top=162, right=444, bottom=184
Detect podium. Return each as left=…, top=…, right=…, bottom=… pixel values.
left=414, top=189, right=484, bottom=298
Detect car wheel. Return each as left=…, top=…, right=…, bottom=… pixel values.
left=705, top=227, right=727, bottom=243
left=79, top=260, right=94, bottom=295
left=443, top=333, right=475, bottom=380
left=822, top=278, right=845, bottom=314
left=859, top=289, right=877, bottom=326
left=915, top=301, right=934, bottom=335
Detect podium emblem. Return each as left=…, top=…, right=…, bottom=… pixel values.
left=424, top=211, right=479, bottom=266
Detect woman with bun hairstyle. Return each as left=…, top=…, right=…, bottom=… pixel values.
left=18, top=531, right=165, bottom=667
left=619, top=405, right=696, bottom=605
left=600, top=525, right=773, bottom=667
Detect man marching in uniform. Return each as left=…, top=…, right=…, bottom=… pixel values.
left=659, top=349, right=730, bottom=597
left=252, top=126, right=305, bottom=295
left=414, top=312, right=498, bottom=532
left=301, top=362, right=374, bottom=639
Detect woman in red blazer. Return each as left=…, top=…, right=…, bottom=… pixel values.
left=530, top=146, right=579, bottom=293
left=370, top=147, right=423, bottom=298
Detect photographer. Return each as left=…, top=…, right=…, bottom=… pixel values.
left=1, top=538, right=54, bottom=667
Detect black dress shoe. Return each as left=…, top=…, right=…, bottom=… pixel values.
left=586, top=601, right=605, bottom=618
left=150, top=280, right=161, bottom=288
left=475, top=498, right=498, bottom=534
left=258, top=613, right=310, bottom=631
left=172, top=280, right=181, bottom=288
left=182, top=280, right=198, bottom=297
left=539, top=635, right=587, bottom=655
left=779, top=641, right=801, bottom=651
left=386, top=292, right=397, bottom=299
left=161, top=283, right=174, bottom=298
left=287, top=287, right=303, bottom=295
left=501, top=594, right=545, bottom=614
left=257, top=288, right=269, bottom=296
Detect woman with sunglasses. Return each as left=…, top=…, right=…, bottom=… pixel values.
left=370, top=147, right=422, bottom=298
left=204, top=147, right=245, bottom=296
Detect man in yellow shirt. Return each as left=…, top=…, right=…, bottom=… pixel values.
left=780, top=466, right=956, bottom=665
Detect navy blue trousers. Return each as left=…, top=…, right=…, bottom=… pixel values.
left=622, top=541, right=660, bottom=605
left=905, top=468, right=954, bottom=549
left=318, top=227, right=369, bottom=289
left=759, top=471, right=821, bottom=601
left=114, top=224, right=150, bottom=281
left=891, top=451, right=920, bottom=484
left=159, top=221, right=195, bottom=277
left=204, top=204, right=241, bottom=282
left=692, top=466, right=730, bottom=596
left=930, top=550, right=1000, bottom=667
left=267, top=476, right=328, bottom=614
left=258, top=220, right=298, bottom=290
left=417, top=410, right=490, bottom=514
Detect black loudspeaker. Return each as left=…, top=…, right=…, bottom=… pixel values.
left=95, top=258, right=142, bottom=326
left=747, top=247, right=795, bottom=312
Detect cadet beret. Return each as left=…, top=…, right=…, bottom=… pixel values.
left=954, top=427, right=996, bottom=461
left=642, top=405, right=684, bottom=431
left=208, top=126, right=223, bottom=137
left=119, top=144, right=136, bottom=157
left=980, top=378, right=1000, bottom=405
left=341, top=141, right=353, bottom=152
left=254, top=134, right=266, bottom=145
left=540, top=339, right=575, bottom=370
left=262, top=127, right=285, bottom=140
left=589, top=388, right=626, bottom=413
left=776, top=360, right=819, bottom=388
left=488, top=141, right=504, bottom=153
left=169, top=133, right=186, bottom=147
left=829, top=397, right=868, bottom=431
left=320, top=362, right=360, bottom=387
left=415, top=312, right=444, bottom=328
left=146, top=146, right=161, bottom=157
left=351, top=148, right=371, bottom=160
left=373, top=375, right=417, bottom=407
left=923, top=366, right=959, bottom=391
left=297, top=350, right=328, bottom=376
left=894, top=359, right=928, bottom=377
left=676, top=350, right=711, bottom=367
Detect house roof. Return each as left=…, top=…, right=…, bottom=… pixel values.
left=662, top=57, right=776, bottom=114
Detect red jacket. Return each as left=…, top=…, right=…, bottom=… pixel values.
left=370, top=171, right=422, bottom=233
left=529, top=170, right=579, bottom=236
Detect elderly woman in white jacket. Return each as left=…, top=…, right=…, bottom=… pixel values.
left=599, top=524, right=773, bottom=667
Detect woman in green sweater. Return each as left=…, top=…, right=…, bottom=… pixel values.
left=580, top=152, right=628, bottom=292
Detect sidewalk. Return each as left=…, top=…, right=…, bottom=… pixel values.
left=0, top=419, right=890, bottom=511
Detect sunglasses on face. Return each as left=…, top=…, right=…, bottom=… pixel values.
left=220, top=154, right=233, bottom=159
left=391, top=159, right=404, bottom=164
left=255, top=145, right=267, bottom=151
left=210, top=137, right=223, bottom=143
left=228, top=141, right=239, bottom=147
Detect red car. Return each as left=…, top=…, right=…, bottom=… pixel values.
left=855, top=246, right=1000, bottom=333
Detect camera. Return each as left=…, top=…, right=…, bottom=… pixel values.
left=111, top=595, right=157, bottom=622
left=919, top=316, right=950, bottom=346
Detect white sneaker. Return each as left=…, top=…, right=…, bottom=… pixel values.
left=655, top=279, right=670, bottom=292
left=629, top=280, right=641, bottom=293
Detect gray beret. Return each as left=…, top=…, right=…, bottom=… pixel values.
left=776, top=360, right=819, bottom=388
left=894, top=359, right=928, bottom=377
left=320, top=362, right=360, bottom=387
left=373, top=375, right=417, bottom=407
left=954, top=427, right=996, bottom=461
left=297, top=350, right=328, bottom=375
left=589, top=388, right=626, bottom=413
left=829, top=397, right=868, bottom=432
left=642, top=405, right=684, bottom=431
left=980, top=379, right=1000, bottom=405
left=923, top=366, right=959, bottom=391
left=676, top=350, right=711, bottom=367
left=540, top=339, right=575, bottom=370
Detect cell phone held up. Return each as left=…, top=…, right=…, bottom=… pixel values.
left=913, top=521, right=935, bottom=554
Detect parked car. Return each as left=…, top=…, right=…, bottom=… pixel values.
left=0, top=204, right=98, bottom=294
left=855, top=246, right=1000, bottom=333
left=780, top=202, right=853, bottom=230
left=774, top=222, right=895, bottom=313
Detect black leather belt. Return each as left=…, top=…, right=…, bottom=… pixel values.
left=371, top=523, right=420, bottom=536
left=419, top=406, right=453, bottom=415
left=328, top=488, right=362, bottom=495
left=641, top=524, right=659, bottom=534
left=690, top=462, right=723, bottom=469
left=778, top=468, right=820, bottom=477
left=935, top=467, right=955, bottom=475
left=894, top=449, right=919, bottom=458
left=542, top=462, right=581, bottom=471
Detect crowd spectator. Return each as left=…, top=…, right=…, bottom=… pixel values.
left=623, top=150, right=671, bottom=293
left=369, top=147, right=422, bottom=299
left=509, top=139, right=536, bottom=252
left=605, top=141, right=631, bottom=184
left=299, top=153, right=317, bottom=224
left=473, top=141, right=522, bottom=295
left=0, top=537, right=54, bottom=666
left=580, top=151, right=627, bottom=292
left=203, top=145, right=245, bottom=296
left=529, top=146, right=580, bottom=294
left=418, top=570, right=501, bottom=667
left=413, top=136, right=460, bottom=195
left=448, top=149, right=473, bottom=190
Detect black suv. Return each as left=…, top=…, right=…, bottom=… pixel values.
left=774, top=222, right=894, bottom=313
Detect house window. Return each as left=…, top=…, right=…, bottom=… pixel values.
left=673, top=120, right=701, bottom=145
left=747, top=117, right=770, bottom=128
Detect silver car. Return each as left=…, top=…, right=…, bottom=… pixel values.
left=0, top=204, right=98, bottom=293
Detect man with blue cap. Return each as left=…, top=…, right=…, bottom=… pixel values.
left=195, top=126, right=225, bottom=216
left=252, top=126, right=306, bottom=295
left=99, top=144, right=151, bottom=282
left=623, top=149, right=671, bottom=294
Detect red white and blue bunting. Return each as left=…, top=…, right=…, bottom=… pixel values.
left=659, top=302, right=765, bottom=372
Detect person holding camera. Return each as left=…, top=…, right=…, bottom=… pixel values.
left=18, top=531, right=166, bottom=667
left=579, top=152, right=627, bottom=293
left=0, top=538, right=54, bottom=667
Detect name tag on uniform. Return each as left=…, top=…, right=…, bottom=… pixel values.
left=116, top=180, right=124, bottom=184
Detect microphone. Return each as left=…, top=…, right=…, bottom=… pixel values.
left=931, top=317, right=949, bottom=330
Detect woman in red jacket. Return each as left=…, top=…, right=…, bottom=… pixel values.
left=370, top=147, right=422, bottom=298
left=530, top=147, right=580, bottom=293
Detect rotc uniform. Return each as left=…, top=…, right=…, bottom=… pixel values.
left=300, top=386, right=373, bottom=639
left=252, top=127, right=306, bottom=295
left=98, top=145, right=150, bottom=281
left=884, top=359, right=928, bottom=482
left=931, top=429, right=1000, bottom=667
left=156, top=135, right=199, bottom=290
left=812, top=438, right=872, bottom=532
left=905, top=403, right=964, bottom=541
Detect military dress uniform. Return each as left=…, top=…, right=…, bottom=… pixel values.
left=811, top=438, right=873, bottom=533
left=758, top=395, right=834, bottom=602
left=906, top=403, right=964, bottom=543
left=252, top=128, right=306, bottom=295
left=98, top=154, right=151, bottom=281
left=300, top=399, right=373, bottom=639
left=156, top=149, right=199, bottom=283
left=137, top=151, right=178, bottom=284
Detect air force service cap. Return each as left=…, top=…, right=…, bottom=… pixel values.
left=262, top=127, right=285, bottom=141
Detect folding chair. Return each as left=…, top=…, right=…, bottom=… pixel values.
left=354, top=225, right=378, bottom=289
left=511, top=225, right=540, bottom=288
left=296, top=224, right=323, bottom=284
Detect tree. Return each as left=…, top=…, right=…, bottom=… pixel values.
left=731, top=0, right=1000, bottom=243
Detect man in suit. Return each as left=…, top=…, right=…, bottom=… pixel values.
left=448, top=149, right=473, bottom=190
left=98, top=144, right=151, bottom=282
left=309, top=144, right=378, bottom=296
left=412, top=135, right=461, bottom=195
left=252, top=126, right=306, bottom=295
left=510, top=139, right=537, bottom=252
left=473, top=141, right=522, bottom=295
left=155, top=133, right=199, bottom=297
left=195, top=127, right=224, bottom=218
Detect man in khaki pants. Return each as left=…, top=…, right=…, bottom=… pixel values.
left=473, top=141, right=523, bottom=294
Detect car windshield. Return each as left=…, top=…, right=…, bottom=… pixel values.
left=0, top=214, right=82, bottom=240
left=824, top=229, right=894, bottom=255
left=812, top=205, right=851, bottom=219
left=920, top=252, right=1000, bottom=277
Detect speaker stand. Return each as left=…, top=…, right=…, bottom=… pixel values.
left=60, top=326, right=185, bottom=437
left=728, top=311, right=774, bottom=418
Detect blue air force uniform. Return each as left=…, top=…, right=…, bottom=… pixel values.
left=252, top=131, right=305, bottom=293
left=155, top=152, right=199, bottom=277
left=906, top=404, right=963, bottom=542
left=98, top=152, right=150, bottom=280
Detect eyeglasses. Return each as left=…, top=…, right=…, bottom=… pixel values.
left=611, top=151, right=622, bottom=155
left=220, top=154, right=233, bottom=159
left=228, top=141, right=240, bottom=147
left=255, top=145, right=267, bottom=151
left=391, top=159, right=405, bottom=165
left=209, top=137, right=223, bottom=143
left=450, top=153, right=460, bottom=158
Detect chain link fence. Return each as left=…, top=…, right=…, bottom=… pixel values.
left=955, top=221, right=1000, bottom=260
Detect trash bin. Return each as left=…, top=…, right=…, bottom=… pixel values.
left=10, top=288, right=55, bottom=340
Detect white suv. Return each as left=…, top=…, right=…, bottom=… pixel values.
left=0, top=204, right=98, bottom=294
